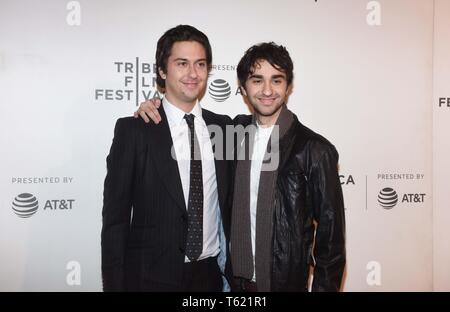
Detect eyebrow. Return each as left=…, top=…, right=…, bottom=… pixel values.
left=249, top=74, right=286, bottom=79
left=173, top=58, right=207, bottom=63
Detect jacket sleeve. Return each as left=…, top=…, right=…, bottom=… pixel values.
left=101, top=118, right=135, bottom=291
left=308, top=144, right=346, bottom=292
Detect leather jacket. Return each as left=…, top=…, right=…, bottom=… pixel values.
left=234, top=113, right=346, bottom=292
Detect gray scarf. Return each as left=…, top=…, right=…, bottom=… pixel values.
left=230, top=105, right=294, bottom=291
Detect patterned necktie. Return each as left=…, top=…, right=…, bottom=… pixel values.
left=184, top=114, right=203, bottom=261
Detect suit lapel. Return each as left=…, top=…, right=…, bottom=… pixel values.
left=147, top=106, right=187, bottom=213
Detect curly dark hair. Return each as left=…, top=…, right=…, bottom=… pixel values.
left=237, top=42, right=293, bottom=89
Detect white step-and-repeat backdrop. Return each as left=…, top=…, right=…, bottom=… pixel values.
left=1, top=0, right=448, bottom=291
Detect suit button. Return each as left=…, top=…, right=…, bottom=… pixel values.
left=179, top=247, right=185, bottom=254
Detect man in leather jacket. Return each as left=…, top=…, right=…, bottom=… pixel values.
left=135, top=42, right=346, bottom=292
left=229, top=43, right=346, bottom=292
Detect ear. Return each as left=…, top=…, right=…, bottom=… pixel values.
left=286, top=84, right=293, bottom=96
left=158, top=68, right=166, bottom=79
left=240, top=86, right=247, bottom=97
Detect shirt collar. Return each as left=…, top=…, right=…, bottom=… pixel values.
left=162, top=96, right=203, bottom=127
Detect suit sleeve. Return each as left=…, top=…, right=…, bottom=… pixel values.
left=101, top=118, right=135, bottom=291
left=309, top=145, right=346, bottom=292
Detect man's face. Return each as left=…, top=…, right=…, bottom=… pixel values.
left=242, top=59, right=291, bottom=124
left=160, top=41, right=208, bottom=108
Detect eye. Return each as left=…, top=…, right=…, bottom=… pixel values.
left=273, top=79, right=283, bottom=84
left=252, top=79, right=262, bottom=84
left=178, top=61, right=188, bottom=67
left=197, top=62, right=207, bottom=68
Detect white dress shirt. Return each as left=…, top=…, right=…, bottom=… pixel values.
left=250, top=123, right=274, bottom=281
left=162, top=97, right=220, bottom=262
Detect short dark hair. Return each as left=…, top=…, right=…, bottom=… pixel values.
left=237, top=42, right=294, bottom=89
left=155, top=25, right=212, bottom=89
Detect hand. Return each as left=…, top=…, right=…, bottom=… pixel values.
left=133, top=98, right=162, bottom=124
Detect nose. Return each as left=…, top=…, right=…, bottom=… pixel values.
left=188, top=64, right=198, bottom=79
left=262, top=81, right=273, bottom=96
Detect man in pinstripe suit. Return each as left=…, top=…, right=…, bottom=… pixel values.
left=101, top=25, right=233, bottom=292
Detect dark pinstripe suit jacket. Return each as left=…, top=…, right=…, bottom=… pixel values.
left=101, top=106, right=233, bottom=291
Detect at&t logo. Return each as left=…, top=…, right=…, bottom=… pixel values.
left=11, top=193, right=75, bottom=218
left=377, top=187, right=426, bottom=209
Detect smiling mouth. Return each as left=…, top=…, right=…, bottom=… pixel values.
left=183, top=82, right=199, bottom=88
left=258, top=97, right=277, bottom=105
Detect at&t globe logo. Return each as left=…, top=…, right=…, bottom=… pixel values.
left=377, top=187, right=398, bottom=209
left=12, top=193, right=39, bottom=218
left=208, top=79, right=231, bottom=102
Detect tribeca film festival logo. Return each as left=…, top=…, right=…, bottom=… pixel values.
left=94, top=59, right=162, bottom=106
left=377, top=173, right=426, bottom=209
